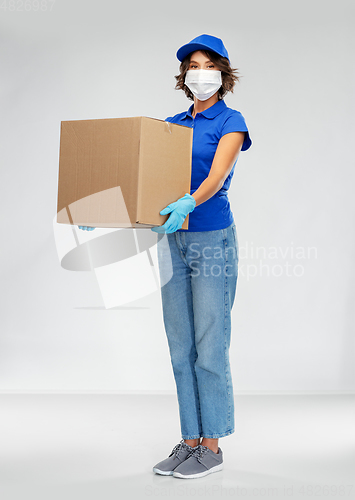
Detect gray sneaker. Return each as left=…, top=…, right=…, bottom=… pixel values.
left=152, top=439, right=197, bottom=476
left=172, top=444, right=223, bottom=479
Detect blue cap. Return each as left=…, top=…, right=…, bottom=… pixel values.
left=176, top=34, right=230, bottom=62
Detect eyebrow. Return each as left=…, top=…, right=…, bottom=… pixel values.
left=189, top=60, right=213, bottom=64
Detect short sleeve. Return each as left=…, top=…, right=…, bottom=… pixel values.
left=221, top=111, right=252, bottom=151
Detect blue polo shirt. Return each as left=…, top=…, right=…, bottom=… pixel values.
left=165, top=99, right=252, bottom=232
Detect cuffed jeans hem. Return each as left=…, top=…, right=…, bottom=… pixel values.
left=201, top=428, right=235, bottom=439
left=182, top=428, right=235, bottom=440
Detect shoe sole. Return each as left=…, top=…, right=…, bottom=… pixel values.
left=153, top=467, right=174, bottom=476
left=173, top=463, right=223, bottom=479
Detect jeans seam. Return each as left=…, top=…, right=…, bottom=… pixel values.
left=224, top=232, right=232, bottom=430
left=232, top=224, right=239, bottom=262
left=194, top=353, right=203, bottom=436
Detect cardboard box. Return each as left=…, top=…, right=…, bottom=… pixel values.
left=57, top=116, right=193, bottom=229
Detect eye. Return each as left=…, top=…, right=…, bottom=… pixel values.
left=207, top=64, right=215, bottom=69
left=190, top=64, right=198, bottom=69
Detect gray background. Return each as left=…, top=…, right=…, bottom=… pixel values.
left=1, top=0, right=354, bottom=393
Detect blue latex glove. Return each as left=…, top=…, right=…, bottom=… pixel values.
left=78, top=226, right=96, bottom=231
left=151, top=193, right=196, bottom=234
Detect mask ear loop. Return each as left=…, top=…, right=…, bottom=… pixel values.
left=165, top=121, right=172, bottom=134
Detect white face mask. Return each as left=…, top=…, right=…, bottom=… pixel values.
left=184, top=69, right=222, bottom=101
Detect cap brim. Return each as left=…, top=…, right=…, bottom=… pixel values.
left=176, top=42, right=218, bottom=62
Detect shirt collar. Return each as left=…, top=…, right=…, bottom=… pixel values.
left=181, top=99, right=227, bottom=120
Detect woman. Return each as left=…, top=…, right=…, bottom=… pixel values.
left=151, top=34, right=252, bottom=479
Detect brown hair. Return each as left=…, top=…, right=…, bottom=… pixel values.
left=174, top=50, right=241, bottom=101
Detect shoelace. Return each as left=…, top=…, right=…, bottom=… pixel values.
left=170, top=439, right=193, bottom=460
left=188, top=444, right=210, bottom=463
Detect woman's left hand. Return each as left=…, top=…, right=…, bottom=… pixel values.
left=151, top=193, right=196, bottom=234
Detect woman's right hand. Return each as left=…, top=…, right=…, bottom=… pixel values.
left=78, top=226, right=96, bottom=231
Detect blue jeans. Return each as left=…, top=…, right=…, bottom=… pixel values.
left=157, top=221, right=239, bottom=439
